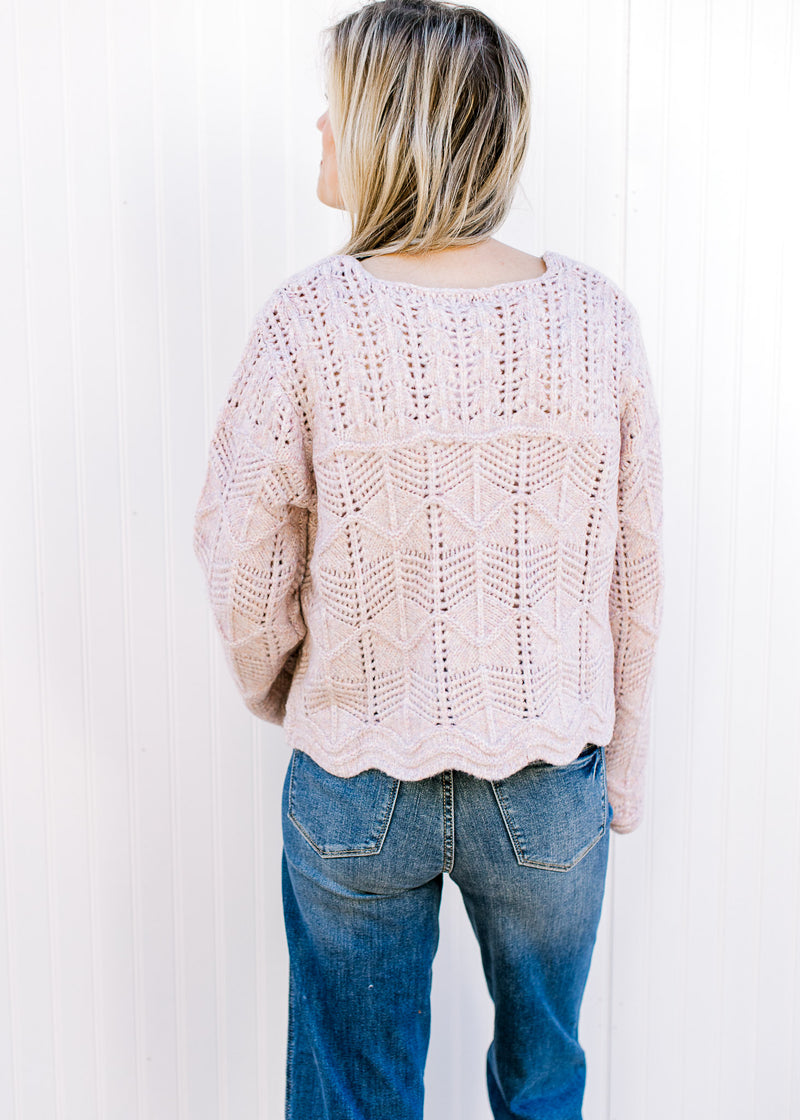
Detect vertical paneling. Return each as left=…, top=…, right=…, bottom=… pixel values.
left=617, top=1, right=800, bottom=1118
left=0, top=0, right=797, bottom=1117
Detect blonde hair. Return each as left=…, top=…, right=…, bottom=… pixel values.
left=321, top=0, right=531, bottom=260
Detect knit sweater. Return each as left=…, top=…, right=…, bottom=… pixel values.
left=193, top=248, right=665, bottom=834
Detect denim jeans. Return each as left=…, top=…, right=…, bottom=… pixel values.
left=281, top=742, right=613, bottom=1120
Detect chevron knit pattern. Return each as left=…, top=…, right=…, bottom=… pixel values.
left=193, top=249, right=665, bottom=834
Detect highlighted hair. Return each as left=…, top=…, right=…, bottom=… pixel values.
left=322, top=0, right=531, bottom=259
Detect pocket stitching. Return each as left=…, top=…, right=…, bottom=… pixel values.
left=517, top=826, right=603, bottom=871
left=287, top=749, right=401, bottom=859
left=490, top=747, right=608, bottom=872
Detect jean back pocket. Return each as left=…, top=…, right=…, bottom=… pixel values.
left=490, top=744, right=609, bottom=871
left=287, top=748, right=401, bottom=858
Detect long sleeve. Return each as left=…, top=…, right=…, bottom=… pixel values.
left=606, top=302, right=665, bottom=834
left=193, top=304, right=315, bottom=724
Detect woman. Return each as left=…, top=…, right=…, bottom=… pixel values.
left=193, top=1, right=665, bottom=1117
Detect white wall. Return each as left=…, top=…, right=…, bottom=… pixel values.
left=1, top=0, right=798, bottom=1117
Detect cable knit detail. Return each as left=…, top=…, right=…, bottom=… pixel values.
left=193, top=249, right=665, bottom=835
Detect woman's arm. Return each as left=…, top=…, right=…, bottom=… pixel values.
left=193, top=303, right=315, bottom=724
left=606, top=302, right=666, bottom=833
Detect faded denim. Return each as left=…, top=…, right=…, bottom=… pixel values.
left=281, top=742, right=613, bottom=1120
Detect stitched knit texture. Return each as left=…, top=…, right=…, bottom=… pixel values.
left=193, top=249, right=665, bottom=834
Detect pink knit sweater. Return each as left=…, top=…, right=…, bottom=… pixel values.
left=193, top=249, right=665, bottom=834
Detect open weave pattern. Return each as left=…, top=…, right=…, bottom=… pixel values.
left=193, top=249, right=665, bottom=834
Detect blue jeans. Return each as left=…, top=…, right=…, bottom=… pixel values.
left=281, top=742, right=613, bottom=1120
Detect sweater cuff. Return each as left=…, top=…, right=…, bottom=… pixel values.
left=605, top=741, right=647, bottom=834
left=606, top=795, right=643, bottom=834
left=243, top=651, right=300, bottom=726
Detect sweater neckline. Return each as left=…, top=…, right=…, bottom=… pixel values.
left=340, top=249, right=561, bottom=297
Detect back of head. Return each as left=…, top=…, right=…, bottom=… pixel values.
left=322, top=0, right=531, bottom=260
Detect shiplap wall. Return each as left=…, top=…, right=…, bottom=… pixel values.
left=1, top=0, right=798, bottom=1117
